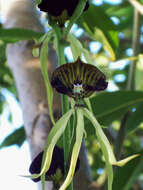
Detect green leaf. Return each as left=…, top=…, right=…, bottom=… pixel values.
left=68, top=34, right=82, bottom=60
left=0, top=127, right=26, bottom=149
left=84, top=91, right=143, bottom=136
left=113, top=155, right=143, bottom=190
left=68, top=34, right=93, bottom=64
left=139, top=0, right=143, bottom=3
left=0, top=28, right=43, bottom=43
left=81, top=48, right=93, bottom=65
left=135, top=57, right=143, bottom=90
left=0, top=41, right=6, bottom=63
left=0, top=93, right=5, bottom=114
left=125, top=103, right=143, bottom=134
left=91, top=91, right=143, bottom=126
left=77, top=5, right=119, bottom=61
left=40, top=31, right=55, bottom=125
left=105, top=4, right=133, bottom=31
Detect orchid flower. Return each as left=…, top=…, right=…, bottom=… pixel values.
left=26, top=57, right=138, bottom=190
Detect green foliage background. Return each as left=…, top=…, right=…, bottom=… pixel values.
left=1, top=0, right=143, bottom=189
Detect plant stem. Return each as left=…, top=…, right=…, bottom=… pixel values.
left=127, top=8, right=141, bottom=90
left=54, top=25, right=65, bottom=66
left=52, top=23, right=73, bottom=190
left=115, top=8, right=141, bottom=159
left=50, top=2, right=88, bottom=190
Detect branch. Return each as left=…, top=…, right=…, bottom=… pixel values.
left=127, top=8, right=141, bottom=90
left=129, top=0, right=143, bottom=15
left=115, top=7, right=141, bottom=159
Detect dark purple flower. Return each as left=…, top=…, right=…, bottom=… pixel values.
left=29, top=146, right=80, bottom=182
left=51, top=58, right=108, bottom=100
left=38, top=0, right=89, bottom=25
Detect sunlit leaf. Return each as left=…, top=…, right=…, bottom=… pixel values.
left=77, top=4, right=118, bottom=61
left=105, top=4, right=133, bottom=31
left=68, top=34, right=94, bottom=64
left=68, top=34, right=82, bottom=60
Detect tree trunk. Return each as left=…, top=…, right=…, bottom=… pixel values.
left=1, top=0, right=94, bottom=189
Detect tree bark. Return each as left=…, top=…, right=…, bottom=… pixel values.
left=1, top=0, right=94, bottom=189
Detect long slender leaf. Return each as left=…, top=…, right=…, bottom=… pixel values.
left=68, top=34, right=82, bottom=60
left=77, top=4, right=118, bottom=61
left=0, top=28, right=43, bottom=43
left=40, top=31, right=55, bottom=125
left=68, top=33, right=93, bottom=64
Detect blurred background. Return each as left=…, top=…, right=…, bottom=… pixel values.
left=0, top=0, right=143, bottom=190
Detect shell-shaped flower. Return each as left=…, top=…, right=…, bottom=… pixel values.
left=38, top=0, right=89, bottom=26
left=51, top=58, right=108, bottom=100
left=29, top=146, right=80, bottom=185
left=29, top=146, right=65, bottom=182
left=38, top=0, right=89, bottom=17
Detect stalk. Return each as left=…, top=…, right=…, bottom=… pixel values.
left=115, top=8, right=141, bottom=159
left=52, top=23, right=72, bottom=190
left=49, top=1, right=88, bottom=189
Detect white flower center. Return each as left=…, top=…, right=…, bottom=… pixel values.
left=73, top=84, right=83, bottom=94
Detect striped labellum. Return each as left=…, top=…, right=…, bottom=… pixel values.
left=51, top=58, right=108, bottom=101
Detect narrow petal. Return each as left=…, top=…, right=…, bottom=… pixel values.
left=22, top=109, right=73, bottom=180
left=29, top=146, right=65, bottom=182
left=59, top=108, right=84, bottom=190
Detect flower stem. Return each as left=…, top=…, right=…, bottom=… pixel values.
left=49, top=2, right=88, bottom=189
left=54, top=25, right=65, bottom=66
left=52, top=23, right=73, bottom=190
left=127, top=8, right=141, bottom=90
